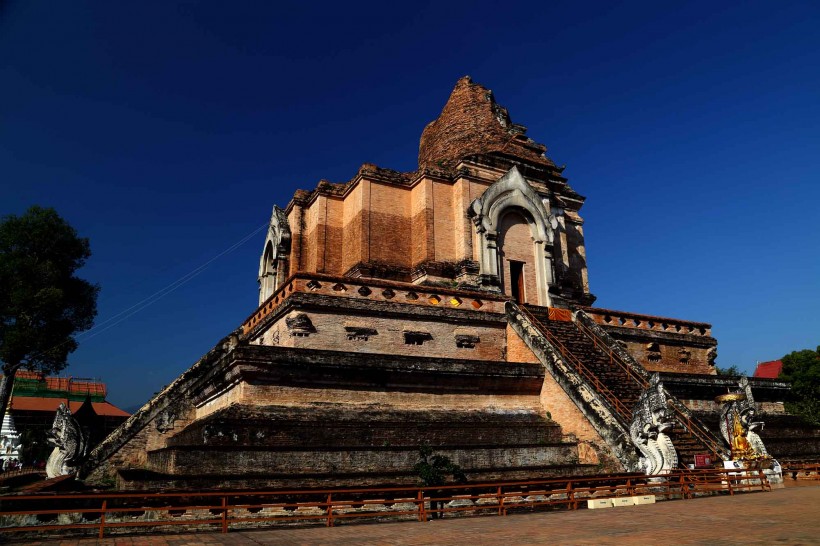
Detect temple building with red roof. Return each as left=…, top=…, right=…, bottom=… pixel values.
left=1, top=371, right=129, bottom=464
left=753, top=360, right=784, bottom=379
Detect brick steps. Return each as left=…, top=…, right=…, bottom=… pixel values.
left=524, top=305, right=714, bottom=467
left=525, top=307, right=642, bottom=419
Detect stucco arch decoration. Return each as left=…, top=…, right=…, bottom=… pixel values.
left=468, top=166, right=556, bottom=306
left=258, top=206, right=292, bottom=305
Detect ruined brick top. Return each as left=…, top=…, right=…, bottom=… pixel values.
left=418, top=76, right=554, bottom=169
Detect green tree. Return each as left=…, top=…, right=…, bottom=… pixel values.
left=413, top=444, right=466, bottom=520
left=780, top=346, right=820, bottom=426
left=413, top=444, right=467, bottom=487
left=716, top=364, right=742, bottom=377
left=0, top=206, right=99, bottom=428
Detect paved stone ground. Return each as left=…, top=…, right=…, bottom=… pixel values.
left=13, top=484, right=820, bottom=545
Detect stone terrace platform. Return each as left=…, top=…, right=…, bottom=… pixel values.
left=22, top=484, right=820, bottom=545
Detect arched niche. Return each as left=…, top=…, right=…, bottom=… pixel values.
left=258, top=206, right=291, bottom=305
left=468, top=166, right=555, bottom=306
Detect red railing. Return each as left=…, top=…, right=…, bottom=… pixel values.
left=0, top=467, right=42, bottom=480
left=0, top=469, right=769, bottom=538
left=781, top=462, right=820, bottom=479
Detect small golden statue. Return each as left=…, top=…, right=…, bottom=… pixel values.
left=730, top=410, right=755, bottom=460
left=715, top=383, right=770, bottom=463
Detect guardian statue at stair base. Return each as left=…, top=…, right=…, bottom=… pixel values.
left=46, top=403, right=87, bottom=478
left=630, top=374, right=678, bottom=475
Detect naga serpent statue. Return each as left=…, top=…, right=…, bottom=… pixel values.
left=46, top=403, right=88, bottom=478
left=718, top=377, right=769, bottom=460
left=629, top=373, right=678, bottom=475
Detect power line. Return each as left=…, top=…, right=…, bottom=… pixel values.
left=17, top=221, right=268, bottom=365
left=76, top=222, right=267, bottom=342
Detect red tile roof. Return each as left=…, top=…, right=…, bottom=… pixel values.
left=10, top=397, right=130, bottom=417
left=753, top=360, right=783, bottom=379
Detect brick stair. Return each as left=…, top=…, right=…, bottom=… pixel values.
left=523, top=305, right=715, bottom=467
left=524, top=306, right=640, bottom=420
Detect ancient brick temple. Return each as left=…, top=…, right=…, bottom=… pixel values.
left=83, top=77, right=818, bottom=489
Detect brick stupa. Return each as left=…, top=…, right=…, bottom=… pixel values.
left=83, top=78, right=819, bottom=489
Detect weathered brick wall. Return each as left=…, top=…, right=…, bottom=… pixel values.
left=584, top=309, right=717, bottom=375
left=237, top=384, right=543, bottom=414
left=324, top=197, right=344, bottom=273
left=564, top=219, right=589, bottom=294
left=618, top=338, right=713, bottom=375
left=271, top=309, right=507, bottom=362
left=150, top=444, right=579, bottom=480
left=432, top=177, right=455, bottom=261
left=506, top=324, right=538, bottom=363
left=452, top=178, right=473, bottom=262
left=303, top=193, right=322, bottom=273
left=168, top=407, right=563, bottom=450
left=342, top=182, right=364, bottom=273
left=369, top=182, right=412, bottom=266
left=538, top=371, right=617, bottom=468
left=410, top=178, right=432, bottom=265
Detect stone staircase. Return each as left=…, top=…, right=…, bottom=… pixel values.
left=527, top=309, right=642, bottom=415
left=512, top=303, right=728, bottom=468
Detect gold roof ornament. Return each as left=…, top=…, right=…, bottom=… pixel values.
left=714, top=392, right=747, bottom=403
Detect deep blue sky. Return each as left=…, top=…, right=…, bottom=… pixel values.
left=2, top=1, right=818, bottom=411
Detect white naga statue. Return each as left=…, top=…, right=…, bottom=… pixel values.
left=46, top=403, right=87, bottom=478
left=629, top=373, right=678, bottom=475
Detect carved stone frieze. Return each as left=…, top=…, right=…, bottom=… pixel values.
left=203, top=423, right=239, bottom=444
left=155, top=408, right=178, bottom=433
left=455, top=334, right=480, bottom=348
left=286, top=313, right=316, bottom=337
left=345, top=326, right=377, bottom=341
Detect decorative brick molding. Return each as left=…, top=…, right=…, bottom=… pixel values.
left=583, top=307, right=712, bottom=337
left=242, top=273, right=504, bottom=336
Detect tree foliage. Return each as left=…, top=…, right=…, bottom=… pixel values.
left=413, top=444, right=466, bottom=487
left=780, top=346, right=820, bottom=426
left=716, top=364, right=742, bottom=377
left=0, top=206, right=99, bottom=425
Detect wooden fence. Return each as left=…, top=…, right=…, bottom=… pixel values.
left=0, top=468, right=770, bottom=538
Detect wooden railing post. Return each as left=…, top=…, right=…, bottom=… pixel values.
left=497, top=486, right=504, bottom=516
left=221, top=496, right=228, bottom=533
left=418, top=489, right=427, bottom=522
left=98, top=500, right=106, bottom=539
left=760, top=469, right=770, bottom=492
left=568, top=481, right=576, bottom=510
left=326, top=493, right=333, bottom=527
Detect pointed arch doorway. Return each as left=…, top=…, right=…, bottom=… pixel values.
left=497, top=209, right=538, bottom=304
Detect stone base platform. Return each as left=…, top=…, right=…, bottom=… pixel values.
left=126, top=404, right=590, bottom=490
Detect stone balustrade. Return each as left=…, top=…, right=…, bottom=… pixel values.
left=583, top=307, right=712, bottom=337
left=242, top=273, right=505, bottom=335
